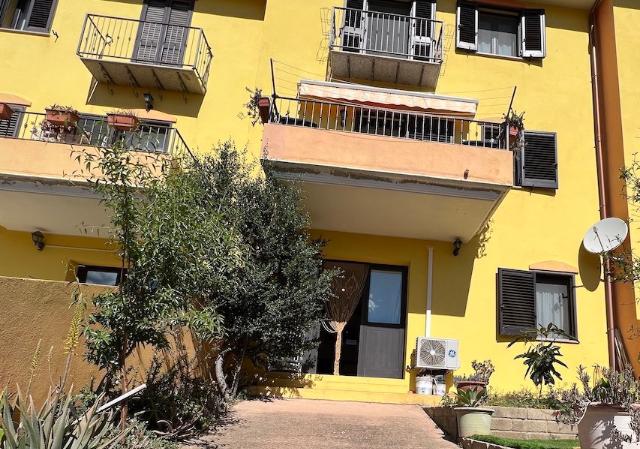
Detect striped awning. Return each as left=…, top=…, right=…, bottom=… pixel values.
left=298, top=80, right=477, bottom=116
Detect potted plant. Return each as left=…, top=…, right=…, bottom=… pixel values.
left=0, top=103, right=14, bottom=121
left=107, top=110, right=139, bottom=131
left=45, top=105, right=79, bottom=127
left=452, top=389, right=495, bottom=438
left=559, top=365, right=640, bottom=449
left=504, top=110, right=525, bottom=137
left=454, top=360, right=495, bottom=394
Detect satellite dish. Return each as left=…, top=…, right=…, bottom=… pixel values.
left=583, top=217, right=628, bottom=254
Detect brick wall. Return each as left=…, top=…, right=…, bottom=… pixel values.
left=425, top=406, right=577, bottom=440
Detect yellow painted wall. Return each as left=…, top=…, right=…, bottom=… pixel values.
left=0, top=0, right=612, bottom=393
left=0, top=227, right=119, bottom=281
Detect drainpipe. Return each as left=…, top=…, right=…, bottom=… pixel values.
left=589, top=0, right=617, bottom=370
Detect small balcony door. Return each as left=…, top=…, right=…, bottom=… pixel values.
left=366, top=0, right=412, bottom=58
left=134, top=0, right=194, bottom=66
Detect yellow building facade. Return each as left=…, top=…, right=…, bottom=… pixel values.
left=0, top=0, right=637, bottom=403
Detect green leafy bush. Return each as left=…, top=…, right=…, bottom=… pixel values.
left=486, top=389, right=564, bottom=410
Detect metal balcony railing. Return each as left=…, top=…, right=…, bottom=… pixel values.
left=0, top=111, right=193, bottom=159
left=267, top=96, right=509, bottom=150
left=330, top=7, right=444, bottom=64
left=77, top=14, right=213, bottom=88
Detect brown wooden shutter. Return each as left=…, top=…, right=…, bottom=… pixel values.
left=498, top=268, right=536, bottom=336
left=0, top=107, right=23, bottom=137
left=456, top=2, right=477, bottom=51
left=25, top=0, right=56, bottom=32
left=521, top=9, right=546, bottom=58
left=521, top=131, right=558, bottom=189
left=135, top=1, right=167, bottom=62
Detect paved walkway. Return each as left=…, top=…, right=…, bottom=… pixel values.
left=183, top=399, right=458, bottom=449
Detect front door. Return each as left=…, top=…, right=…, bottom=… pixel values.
left=134, top=0, right=193, bottom=66
left=357, top=267, right=407, bottom=378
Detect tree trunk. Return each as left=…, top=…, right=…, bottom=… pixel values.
left=214, top=348, right=232, bottom=406
left=333, top=322, right=346, bottom=376
left=119, top=338, right=128, bottom=430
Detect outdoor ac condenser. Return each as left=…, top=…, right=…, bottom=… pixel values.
left=414, top=337, right=460, bottom=370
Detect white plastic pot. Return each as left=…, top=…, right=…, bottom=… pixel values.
left=455, top=407, right=494, bottom=438
left=416, top=375, right=434, bottom=395
left=578, top=404, right=632, bottom=449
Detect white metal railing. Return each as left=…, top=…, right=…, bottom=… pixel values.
left=330, top=7, right=444, bottom=63
left=267, top=96, right=508, bottom=150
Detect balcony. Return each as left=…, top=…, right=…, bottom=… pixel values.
left=77, top=14, right=213, bottom=94
left=329, top=7, right=444, bottom=88
left=261, top=97, right=513, bottom=242
left=0, top=110, right=192, bottom=237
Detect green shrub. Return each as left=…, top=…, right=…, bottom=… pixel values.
left=486, top=389, right=564, bottom=410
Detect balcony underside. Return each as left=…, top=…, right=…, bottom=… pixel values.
left=0, top=177, right=109, bottom=237
left=80, top=57, right=205, bottom=94
left=330, top=49, right=441, bottom=88
left=267, top=163, right=504, bottom=242
left=261, top=124, right=512, bottom=242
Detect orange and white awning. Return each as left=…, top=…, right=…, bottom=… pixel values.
left=298, top=80, right=477, bottom=116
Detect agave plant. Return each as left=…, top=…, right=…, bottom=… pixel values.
left=0, top=388, right=125, bottom=449
left=454, top=388, right=488, bottom=407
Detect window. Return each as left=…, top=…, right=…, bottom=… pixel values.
left=0, top=0, right=57, bottom=33
left=519, top=131, right=558, bottom=189
left=478, top=11, right=519, bottom=57
left=77, top=265, right=125, bottom=286
left=0, top=104, right=24, bottom=137
left=456, top=2, right=546, bottom=59
left=497, top=268, right=577, bottom=339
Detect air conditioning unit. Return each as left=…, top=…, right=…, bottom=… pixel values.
left=414, top=337, right=460, bottom=370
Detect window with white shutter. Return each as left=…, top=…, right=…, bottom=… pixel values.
left=0, top=0, right=57, bottom=32
left=456, top=3, right=546, bottom=59
left=498, top=269, right=577, bottom=338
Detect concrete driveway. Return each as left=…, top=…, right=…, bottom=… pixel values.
left=184, top=399, right=458, bottom=449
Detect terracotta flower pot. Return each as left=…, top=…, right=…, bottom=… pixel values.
left=107, top=114, right=139, bottom=131
left=578, top=404, right=633, bottom=449
left=0, top=103, right=14, bottom=121
left=455, top=407, right=494, bottom=438
left=455, top=380, right=487, bottom=394
left=257, top=97, right=271, bottom=124
left=45, top=109, right=79, bottom=126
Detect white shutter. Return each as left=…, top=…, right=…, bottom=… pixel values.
left=521, top=10, right=546, bottom=58
left=456, top=3, right=478, bottom=51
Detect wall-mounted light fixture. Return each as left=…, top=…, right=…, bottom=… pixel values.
left=143, top=92, right=154, bottom=112
left=31, top=231, right=45, bottom=251
left=452, top=238, right=462, bottom=256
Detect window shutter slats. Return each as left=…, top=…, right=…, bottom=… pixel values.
left=0, top=108, right=23, bottom=138
left=412, top=1, right=436, bottom=61
left=26, top=0, right=55, bottom=32
left=522, top=9, right=546, bottom=58
left=498, top=268, right=536, bottom=336
left=346, top=0, right=364, bottom=10
left=521, top=131, right=558, bottom=189
left=456, top=2, right=477, bottom=51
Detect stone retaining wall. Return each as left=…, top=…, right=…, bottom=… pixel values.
left=425, top=406, right=577, bottom=440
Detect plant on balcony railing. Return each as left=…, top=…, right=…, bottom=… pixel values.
left=41, top=105, right=81, bottom=144
left=107, top=110, right=139, bottom=132
left=504, top=110, right=525, bottom=149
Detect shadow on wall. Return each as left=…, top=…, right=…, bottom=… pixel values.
left=429, top=232, right=484, bottom=318
left=86, top=84, right=205, bottom=118
left=100, top=0, right=267, bottom=20
left=195, top=0, right=266, bottom=21
left=578, top=243, right=601, bottom=292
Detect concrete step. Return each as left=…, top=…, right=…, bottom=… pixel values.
left=246, top=385, right=442, bottom=406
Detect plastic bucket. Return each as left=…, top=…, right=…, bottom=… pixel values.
left=416, top=375, right=434, bottom=395
left=434, top=375, right=446, bottom=396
